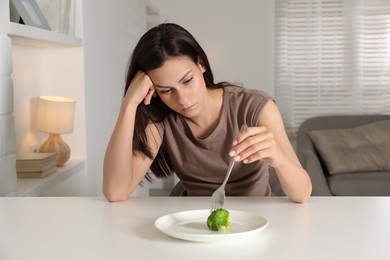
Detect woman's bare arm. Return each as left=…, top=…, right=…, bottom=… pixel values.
left=231, top=101, right=312, bottom=203
left=103, top=72, right=160, bottom=202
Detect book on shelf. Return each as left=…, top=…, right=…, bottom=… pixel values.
left=16, top=153, right=57, bottom=178
left=16, top=160, right=56, bottom=172
left=17, top=167, right=57, bottom=178
left=16, top=152, right=56, bottom=165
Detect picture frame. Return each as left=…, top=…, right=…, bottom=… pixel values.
left=10, top=0, right=51, bottom=30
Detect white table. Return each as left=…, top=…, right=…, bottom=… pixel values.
left=1, top=196, right=389, bottom=260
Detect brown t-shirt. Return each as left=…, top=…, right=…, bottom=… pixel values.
left=155, top=85, right=273, bottom=196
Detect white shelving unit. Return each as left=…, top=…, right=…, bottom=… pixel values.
left=1, top=1, right=87, bottom=196
left=2, top=1, right=154, bottom=197
left=9, top=22, right=82, bottom=47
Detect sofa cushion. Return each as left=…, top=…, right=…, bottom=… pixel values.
left=327, top=170, right=390, bottom=195
left=308, top=120, right=390, bottom=174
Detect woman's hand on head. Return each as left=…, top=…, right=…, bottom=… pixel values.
left=124, top=71, right=156, bottom=106
left=229, top=126, right=287, bottom=168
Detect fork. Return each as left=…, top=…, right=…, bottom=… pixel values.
left=210, top=124, right=247, bottom=213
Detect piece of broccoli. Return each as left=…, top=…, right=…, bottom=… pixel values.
left=207, top=209, right=232, bottom=231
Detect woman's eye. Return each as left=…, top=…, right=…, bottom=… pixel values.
left=161, top=89, right=171, bottom=94
left=183, top=77, right=193, bottom=84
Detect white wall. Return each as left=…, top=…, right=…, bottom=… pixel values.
left=82, top=0, right=149, bottom=196
left=148, top=0, right=275, bottom=96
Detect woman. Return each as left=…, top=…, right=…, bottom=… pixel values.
left=103, top=23, right=312, bottom=203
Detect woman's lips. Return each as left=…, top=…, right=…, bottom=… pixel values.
left=182, top=104, right=196, bottom=111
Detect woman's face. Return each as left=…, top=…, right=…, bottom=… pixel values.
left=148, top=56, right=207, bottom=118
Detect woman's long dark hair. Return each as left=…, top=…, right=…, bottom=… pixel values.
left=125, top=23, right=228, bottom=180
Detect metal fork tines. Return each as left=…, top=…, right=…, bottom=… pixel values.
left=210, top=124, right=247, bottom=213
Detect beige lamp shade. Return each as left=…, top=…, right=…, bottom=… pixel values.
left=36, top=96, right=76, bottom=134
left=35, top=96, right=76, bottom=166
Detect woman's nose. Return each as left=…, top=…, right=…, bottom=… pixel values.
left=176, top=89, right=187, bottom=105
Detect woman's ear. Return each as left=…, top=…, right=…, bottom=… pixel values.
left=197, top=57, right=206, bottom=73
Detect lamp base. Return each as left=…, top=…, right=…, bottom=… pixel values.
left=39, top=133, right=71, bottom=166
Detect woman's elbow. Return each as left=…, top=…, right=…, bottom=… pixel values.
left=103, top=188, right=130, bottom=202
left=290, top=185, right=312, bottom=204
left=292, top=194, right=310, bottom=204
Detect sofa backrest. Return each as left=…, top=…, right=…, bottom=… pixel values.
left=296, top=114, right=390, bottom=164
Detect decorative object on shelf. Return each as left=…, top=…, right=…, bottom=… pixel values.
left=16, top=152, right=57, bottom=178
left=10, top=0, right=51, bottom=30
left=35, top=0, right=76, bottom=35
left=35, top=96, right=76, bottom=166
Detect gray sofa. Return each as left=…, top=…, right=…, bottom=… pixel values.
left=296, top=114, right=390, bottom=196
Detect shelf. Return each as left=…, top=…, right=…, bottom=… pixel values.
left=4, top=159, right=85, bottom=197
left=9, top=22, right=82, bottom=48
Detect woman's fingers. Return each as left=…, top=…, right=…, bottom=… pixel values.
left=126, top=71, right=155, bottom=105
left=241, top=137, right=276, bottom=164
left=143, top=87, right=155, bottom=105
left=230, top=126, right=277, bottom=164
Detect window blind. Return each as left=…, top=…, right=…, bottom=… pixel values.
left=275, top=0, right=390, bottom=136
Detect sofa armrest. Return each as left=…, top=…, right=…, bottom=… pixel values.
left=300, top=148, right=333, bottom=196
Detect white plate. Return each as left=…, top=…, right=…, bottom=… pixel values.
left=155, top=209, right=268, bottom=242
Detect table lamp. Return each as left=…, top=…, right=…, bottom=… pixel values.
left=35, top=96, right=76, bottom=166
